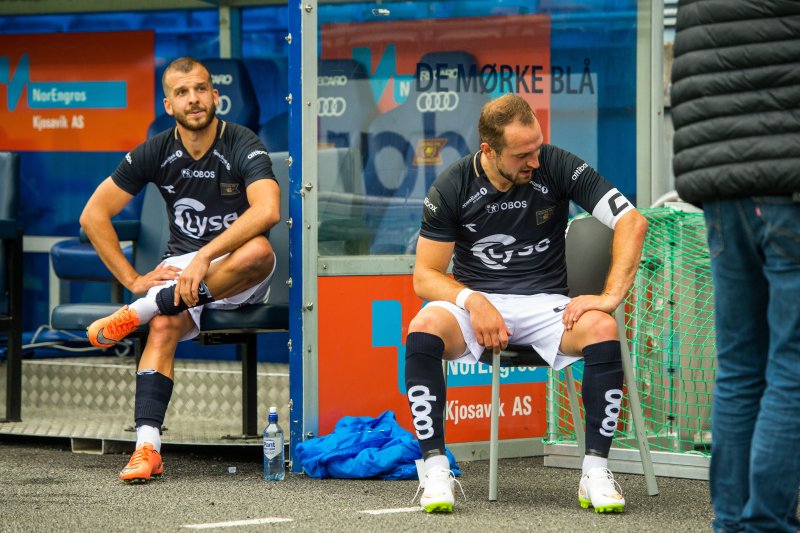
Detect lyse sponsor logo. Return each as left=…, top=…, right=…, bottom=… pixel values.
left=599, top=389, right=623, bottom=437
left=408, top=385, right=437, bottom=440
left=173, top=198, right=238, bottom=239
left=470, top=234, right=550, bottom=270
left=447, top=395, right=532, bottom=425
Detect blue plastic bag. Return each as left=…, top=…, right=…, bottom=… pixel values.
left=296, top=410, right=460, bottom=480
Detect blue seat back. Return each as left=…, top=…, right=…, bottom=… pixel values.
left=259, top=112, right=288, bottom=153
left=244, top=57, right=289, bottom=125
left=202, top=58, right=260, bottom=133
left=265, top=151, right=289, bottom=305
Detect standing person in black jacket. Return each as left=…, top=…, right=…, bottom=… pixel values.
left=671, top=2, right=800, bottom=531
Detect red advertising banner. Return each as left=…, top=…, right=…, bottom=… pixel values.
left=318, top=276, right=548, bottom=443
left=0, top=31, right=154, bottom=151
left=321, top=14, right=552, bottom=136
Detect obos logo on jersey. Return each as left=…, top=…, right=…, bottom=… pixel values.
left=174, top=198, right=238, bottom=239
left=181, top=169, right=215, bottom=179
left=485, top=200, right=527, bottom=213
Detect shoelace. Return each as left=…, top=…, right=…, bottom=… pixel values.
left=411, top=470, right=467, bottom=503
left=104, top=308, right=138, bottom=339
left=125, top=446, right=152, bottom=468
left=590, top=468, right=623, bottom=496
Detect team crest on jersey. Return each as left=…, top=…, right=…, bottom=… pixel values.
left=536, top=207, right=554, bottom=225
left=220, top=182, right=240, bottom=196
left=413, top=138, right=448, bottom=166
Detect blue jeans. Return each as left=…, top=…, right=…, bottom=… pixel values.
left=705, top=197, right=800, bottom=533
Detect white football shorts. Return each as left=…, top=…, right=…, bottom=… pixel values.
left=426, top=292, right=581, bottom=370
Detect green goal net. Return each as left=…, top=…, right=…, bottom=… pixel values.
left=546, top=207, right=716, bottom=456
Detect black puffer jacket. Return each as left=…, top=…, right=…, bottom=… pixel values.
left=671, top=0, right=800, bottom=203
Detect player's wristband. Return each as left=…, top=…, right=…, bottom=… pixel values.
left=455, top=288, right=475, bottom=310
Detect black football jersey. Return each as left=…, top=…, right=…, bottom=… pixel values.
left=420, top=144, right=633, bottom=295
left=112, top=120, right=276, bottom=257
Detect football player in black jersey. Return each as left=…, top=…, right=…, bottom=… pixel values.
left=80, top=58, right=280, bottom=483
left=406, top=94, right=647, bottom=513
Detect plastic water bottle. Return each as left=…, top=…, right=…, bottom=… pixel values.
left=263, top=406, right=285, bottom=481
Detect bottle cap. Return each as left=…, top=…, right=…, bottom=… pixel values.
left=269, top=406, right=277, bottom=413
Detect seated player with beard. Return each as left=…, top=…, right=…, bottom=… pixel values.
left=80, top=57, right=281, bottom=483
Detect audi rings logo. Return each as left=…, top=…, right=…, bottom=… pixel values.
left=317, top=96, right=346, bottom=117
left=416, top=91, right=459, bottom=113
left=217, top=95, right=232, bottom=116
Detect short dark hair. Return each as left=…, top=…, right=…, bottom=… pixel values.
left=478, top=94, right=536, bottom=153
left=161, top=57, right=211, bottom=97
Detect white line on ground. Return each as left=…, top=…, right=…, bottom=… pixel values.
left=182, top=517, right=293, bottom=529
left=359, top=507, right=421, bottom=515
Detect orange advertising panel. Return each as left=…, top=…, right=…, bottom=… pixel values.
left=318, top=276, right=548, bottom=443
left=0, top=31, right=154, bottom=151
left=321, top=14, right=552, bottom=137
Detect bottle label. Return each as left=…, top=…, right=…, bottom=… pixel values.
left=264, top=437, right=282, bottom=460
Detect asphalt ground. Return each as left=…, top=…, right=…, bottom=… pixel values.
left=0, top=436, right=714, bottom=532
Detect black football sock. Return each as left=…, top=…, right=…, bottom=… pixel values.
left=405, top=332, right=447, bottom=457
left=155, top=280, right=214, bottom=315
left=134, top=370, right=174, bottom=431
left=581, top=340, right=624, bottom=457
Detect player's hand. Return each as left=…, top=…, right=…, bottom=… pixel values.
left=174, top=255, right=211, bottom=308
left=128, top=262, right=181, bottom=295
left=465, top=292, right=512, bottom=355
left=562, top=293, right=619, bottom=331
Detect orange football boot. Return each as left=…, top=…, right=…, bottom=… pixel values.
left=119, top=443, right=164, bottom=483
left=87, top=305, right=140, bottom=348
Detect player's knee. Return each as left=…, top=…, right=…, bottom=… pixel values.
left=235, top=237, right=275, bottom=278
left=408, top=310, right=442, bottom=335
left=579, top=311, right=618, bottom=344
left=147, top=314, right=183, bottom=341
left=243, top=236, right=274, bottom=264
